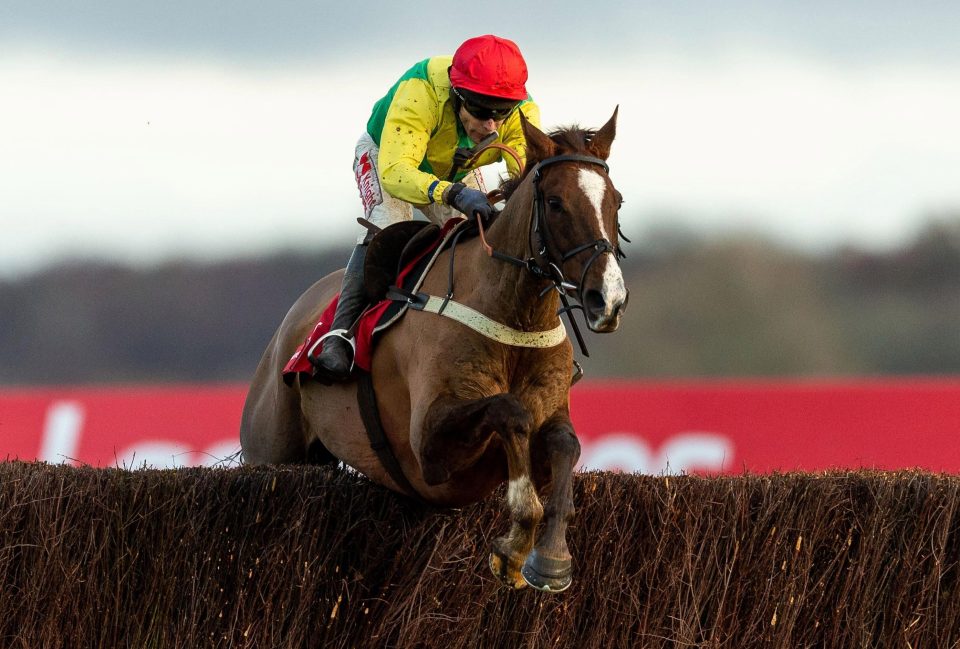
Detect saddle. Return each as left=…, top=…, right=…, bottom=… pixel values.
left=363, top=220, right=439, bottom=303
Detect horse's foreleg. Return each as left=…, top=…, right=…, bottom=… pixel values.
left=421, top=393, right=543, bottom=589
left=524, top=414, right=581, bottom=592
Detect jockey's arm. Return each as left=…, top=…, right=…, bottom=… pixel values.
left=376, top=80, right=543, bottom=204
left=376, top=80, right=450, bottom=207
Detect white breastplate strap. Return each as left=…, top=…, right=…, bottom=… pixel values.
left=419, top=295, right=567, bottom=348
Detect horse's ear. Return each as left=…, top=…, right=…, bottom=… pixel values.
left=520, top=112, right=557, bottom=166
left=590, top=106, right=618, bottom=160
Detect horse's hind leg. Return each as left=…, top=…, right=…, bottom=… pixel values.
left=421, top=393, right=544, bottom=589
left=524, top=414, right=581, bottom=592
left=241, top=373, right=336, bottom=466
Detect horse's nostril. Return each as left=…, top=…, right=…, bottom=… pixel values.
left=583, top=289, right=606, bottom=316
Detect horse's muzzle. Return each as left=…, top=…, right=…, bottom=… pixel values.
left=583, top=287, right=628, bottom=333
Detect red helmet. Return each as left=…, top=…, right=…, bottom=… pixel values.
left=449, top=35, right=528, bottom=101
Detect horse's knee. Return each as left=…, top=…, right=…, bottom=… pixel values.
left=551, top=428, right=581, bottom=463
left=531, top=421, right=581, bottom=499
left=486, top=394, right=535, bottom=439
left=534, top=421, right=581, bottom=465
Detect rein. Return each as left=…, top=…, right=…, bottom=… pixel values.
left=449, top=132, right=525, bottom=182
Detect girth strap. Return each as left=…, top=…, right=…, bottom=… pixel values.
left=356, top=371, right=421, bottom=500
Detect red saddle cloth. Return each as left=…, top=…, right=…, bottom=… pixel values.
left=282, top=220, right=458, bottom=382
left=281, top=292, right=392, bottom=379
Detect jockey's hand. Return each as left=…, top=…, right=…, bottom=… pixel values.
left=447, top=183, right=495, bottom=224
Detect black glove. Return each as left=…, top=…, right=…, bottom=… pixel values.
left=447, top=183, right=495, bottom=223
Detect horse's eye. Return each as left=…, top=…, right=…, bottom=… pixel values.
left=546, top=197, right=563, bottom=213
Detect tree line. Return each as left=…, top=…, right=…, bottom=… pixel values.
left=2, top=217, right=958, bottom=385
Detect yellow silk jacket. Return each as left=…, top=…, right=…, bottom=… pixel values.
left=366, top=55, right=541, bottom=206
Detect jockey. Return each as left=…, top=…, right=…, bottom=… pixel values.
left=310, top=34, right=542, bottom=383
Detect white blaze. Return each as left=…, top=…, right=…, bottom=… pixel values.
left=577, top=168, right=627, bottom=312
left=578, top=168, right=610, bottom=240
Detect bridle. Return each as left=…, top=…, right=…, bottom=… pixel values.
left=530, top=154, right=623, bottom=291
left=476, top=152, right=628, bottom=356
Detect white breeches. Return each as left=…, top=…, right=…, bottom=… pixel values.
left=352, top=132, right=485, bottom=244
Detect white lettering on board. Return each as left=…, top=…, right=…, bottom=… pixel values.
left=578, top=432, right=734, bottom=475
left=39, top=401, right=84, bottom=464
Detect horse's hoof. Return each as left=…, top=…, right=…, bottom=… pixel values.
left=489, top=550, right=528, bottom=590
left=521, top=549, right=572, bottom=593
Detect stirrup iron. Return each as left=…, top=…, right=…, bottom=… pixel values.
left=308, top=328, right=358, bottom=373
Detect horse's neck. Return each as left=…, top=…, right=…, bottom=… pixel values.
left=467, top=183, right=561, bottom=331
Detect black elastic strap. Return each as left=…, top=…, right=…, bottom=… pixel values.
left=386, top=285, right=428, bottom=309
left=357, top=371, right=421, bottom=500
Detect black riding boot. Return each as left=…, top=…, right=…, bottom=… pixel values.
left=309, top=244, right=368, bottom=383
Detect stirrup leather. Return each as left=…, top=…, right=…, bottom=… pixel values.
left=307, top=328, right=358, bottom=373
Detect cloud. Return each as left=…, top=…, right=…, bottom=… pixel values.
left=3, top=1, right=959, bottom=65
left=2, top=25, right=960, bottom=276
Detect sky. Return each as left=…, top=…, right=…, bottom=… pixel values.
left=2, top=1, right=959, bottom=278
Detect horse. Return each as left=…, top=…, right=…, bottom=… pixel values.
left=240, top=109, right=628, bottom=592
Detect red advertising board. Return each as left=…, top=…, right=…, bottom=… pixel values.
left=2, top=379, right=960, bottom=474
left=573, top=379, right=960, bottom=474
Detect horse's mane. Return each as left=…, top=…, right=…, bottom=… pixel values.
left=498, top=125, right=598, bottom=202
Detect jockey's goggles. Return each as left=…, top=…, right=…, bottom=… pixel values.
left=452, top=87, right=519, bottom=122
